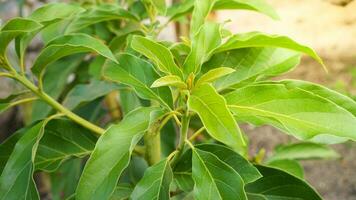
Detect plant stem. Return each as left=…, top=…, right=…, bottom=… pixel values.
left=144, top=130, right=161, bottom=165
left=171, top=113, right=190, bottom=166
left=13, top=73, right=105, bottom=135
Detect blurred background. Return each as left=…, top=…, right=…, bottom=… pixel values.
left=0, top=0, right=355, bottom=199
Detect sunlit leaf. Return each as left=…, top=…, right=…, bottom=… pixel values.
left=267, top=159, right=304, bottom=179
left=195, top=67, right=235, bottom=86
left=151, top=75, right=187, bottom=89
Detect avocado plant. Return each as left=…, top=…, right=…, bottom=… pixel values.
left=0, top=0, right=356, bottom=199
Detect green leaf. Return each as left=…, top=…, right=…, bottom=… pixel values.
left=31, top=55, right=82, bottom=122
left=184, top=22, right=222, bottom=74
left=225, top=82, right=356, bottom=142
left=103, top=53, right=173, bottom=109
left=149, top=0, right=167, bottom=15
left=0, top=91, right=30, bottom=114
left=28, top=3, right=84, bottom=24
left=35, top=119, right=97, bottom=172
left=195, top=67, right=235, bottom=86
left=151, top=75, right=187, bottom=89
left=31, top=33, right=117, bottom=78
left=66, top=4, right=138, bottom=33
left=267, top=159, right=304, bottom=179
left=111, top=184, right=133, bottom=200
left=0, top=122, right=46, bottom=200
left=76, top=107, right=161, bottom=200
left=130, top=158, right=173, bottom=200
left=131, top=35, right=183, bottom=78
left=203, top=48, right=301, bottom=90
left=188, top=84, right=246, bottom=152
left=15, top=3, right=84, bottom=65
left=267, top=142, right=340, bottom=163
left=245, top=165, right=322, bottom=200
left=213, top=0, right=279, bottom=20
left=215, top=32, right=325, bottom=69
left=280, top=79, right=356, bottom=116
left=0, top=128, right=26, bottom=174
left=196, top=144, right=261, bottom=184
left=63, top=80, right=119, bottom=110
left=190, top=0, right=216, bottom=36
left=0, top=18, right=42, bottom=56
left=167, top=0, right=278, bottom=22
left=192, top=147, right=247, bottom=200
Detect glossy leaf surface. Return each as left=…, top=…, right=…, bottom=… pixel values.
left=188, top=84, right=246, bottom=152
left=76, top=107, right=160, bottom=200
left=131, top=158, right=173, bottom=200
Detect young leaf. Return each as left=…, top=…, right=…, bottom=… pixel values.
left=0, top=122, right=46, bottom=200
left=131, top=35, right=183, bottom=78
left=103, top=53, right=173, bottom=109
left=184, top=22, right=222, bottom=74
left=245, top=165, right=322, bottom=200
left=76, top=107, right=161, bottom=200
left=215, top=32, right=325, bottom=69
left=130, top=158, right=173, bottom=200
left=266, top=142, right=340, bottom=163
left=190, top=0, right=216, bottom=36
left=0, top=18, right=42, bottom=56
left=188, top=84, right=246, bottom=153
left=192, top=148, right=247, bottom=200
left=195, top=67, right=235, bottom=86
left=151, top=75, right=187, bottom=89
left=63, top=80, right=119, bottom=110
left=66, top=4, right=138, bottom=33
left=203, top=48, right=301, bottom=90
left=267, top=159, right=304, bottom=179
left=31, top=33, right=117, bottom=78
left=225, top=82, right=356, bottom=143
left=214, top=0, right=279, bottom=20
left=35, top=119, right=97, bottom=172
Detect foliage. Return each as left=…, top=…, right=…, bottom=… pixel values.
left=0, top=0, right=355, bottom=199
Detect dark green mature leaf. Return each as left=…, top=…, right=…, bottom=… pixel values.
left=173, top=144, right=261, bottom=193
left=168, top=0, right=278, bottom=21
left=31, top=55, right=82, bottom=122
left=245, top=165, right=322, bottom=200
left=130, top=158, right=173, bottom=200
left=203, top=48, right=301, bottom=91
left=0, top=122, right=45, bottom=200
left=35, top=119, right=97, bottom=172
left=76, top=107, right=161, bottom=200
left=0, top=18, right=42, bottom=57
left=0, top=127, right=27, bottom=174
left=15, top=3, right=84, bottom=64
left=215, top=32, right=325, bottom=69
left=267, top=159, right=304, bottom=179
left=266, top=142, right=339, bottom=163
left=66, top=4, right=138, bottom=33
left=131, top=35, right=183, bottom=78
left=281, top=80, right=356, bottom=116
left=190, top=0, right=215, bottom=36
left=225, top=82, right=356, bottom=142
left=103, top=53, right=173, bottom=109
left=196, top=144, right=261, bottom=184
left=63, top=80, right=119, bottom=110
left=184, top=22, right=222, bottom=74
left=188, top=84, right=246, bottom=152
left=31, top=33, right=117, bottom=78
left=192, top=148, right=247, bottom=200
